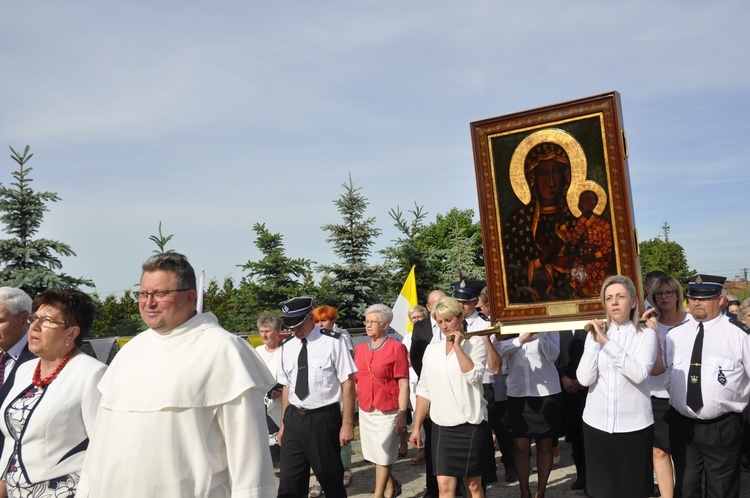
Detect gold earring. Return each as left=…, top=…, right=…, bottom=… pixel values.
left=65, top=341, right=70, bottom=347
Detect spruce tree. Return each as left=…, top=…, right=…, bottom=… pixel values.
left=318, top=174, right=385, bottom=328
left=0, top=146, right=94, bottom=296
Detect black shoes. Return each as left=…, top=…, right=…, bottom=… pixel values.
left=570, top=478, right=585, bottom=490
left=504, top=467, right=518, bottom=483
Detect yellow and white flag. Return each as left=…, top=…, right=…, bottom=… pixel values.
left=390, top=266, right=418, bottom=339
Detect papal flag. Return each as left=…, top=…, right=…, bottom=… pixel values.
left=390, top=266, right=418, bottom=339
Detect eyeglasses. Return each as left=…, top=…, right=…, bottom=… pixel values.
left=137, top=289, right=190, bottom=301
left=728, top=300, right=741, bottom=306
left=27, top=314, right=68, bottom=328
left=363, top=320, right=382, bottom=326
left=654, top=290, right=676, bottom=298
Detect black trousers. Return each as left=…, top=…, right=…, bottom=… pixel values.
left=561, top=388, right=587, bottom=481
left=666, top=408, right=743, bottom=498
left=267, top=413, right=281, bottom=464
left=423, top=417, right=439, bottom=496
left=488, top=399, right=515, bottom=470
left=278, top=404, right=346, bottom=498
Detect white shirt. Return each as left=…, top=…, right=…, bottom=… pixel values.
left=577, top=321, right=658, bottom=433
left=465, top=311, right=494, bottom=384
left=2, top=335, right=29, bottom=385
left=497, top=332, right=561, bottom=397
left=78, top=312, right=276, bottom=498
left=648, top=314, right=691, bottom=398
left=277, top=326, right=357, bottom=409
left=256, top=344, right=282, bottom=426
left=428, top=317, right=443, bottom=344
left=417, top=336, right=487, bottom=426
left=665, top=314, right=750, bottom=420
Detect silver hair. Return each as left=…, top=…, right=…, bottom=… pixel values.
left=365, top=303, right=393, bottom=324
left=0, top=287, right=32, bottom=317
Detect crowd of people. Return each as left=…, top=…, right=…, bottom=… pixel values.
left=0, top=252, right=748, bottom=498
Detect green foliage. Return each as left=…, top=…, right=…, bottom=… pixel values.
left=639, top=222, right=693, bottom=286
left=237, top=223, right=314, bottom=326
left=0, top=146, right=94, bottom=296
left=149, top=221, right=174, bottom=253
left=92, top=291, right=144, bottom=337
left=413, top=208, right=485, bottom=291
left=380, top=203, right=444, bottom=303
left=318, top=175, right=386, bottom=327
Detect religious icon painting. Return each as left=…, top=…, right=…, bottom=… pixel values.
left=470, top=92, right=642, bottom=333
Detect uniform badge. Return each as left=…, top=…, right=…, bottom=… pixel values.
left=695, top=275, right=703, bottom=285
left=718, top=368, right=726, bottom=386
left=690, top=375, right=699, bottom=384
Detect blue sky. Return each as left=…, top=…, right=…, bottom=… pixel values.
left=1, top=1, right=748, bottom=296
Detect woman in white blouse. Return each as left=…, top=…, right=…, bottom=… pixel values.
left=497, top=330, right=562, bottom=498
left=577, top=275, right=658, bottom=498
left=409, top=297, right=487, bottom=498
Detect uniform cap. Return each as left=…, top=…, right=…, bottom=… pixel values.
left=280, top=296, right=314, bottom=329
left=451, top=279, right=485, bottom=302
left=686, top=274, right=725, bottom=299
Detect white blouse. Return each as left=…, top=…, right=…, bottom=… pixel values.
left=416, top=336, right=487, bottom=427
left=578, top=321, right=658, bottom=433
left=496, top=332, right=561, bottom=397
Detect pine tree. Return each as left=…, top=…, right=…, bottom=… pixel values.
left=318, top=174, right=385, bottom=328
left=239, top=222, right=313, bottom=314
left=0, top=146, right=93, bottom=296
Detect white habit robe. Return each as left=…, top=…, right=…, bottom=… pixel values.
left=77, top=312, right=276, bottom=498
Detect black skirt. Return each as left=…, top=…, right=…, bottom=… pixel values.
left=583, top=422, right=654, bottom=498
left=432, top=421, right=488, bottom=477
left=651, top=396, right=670, bottom=449
left=508, top=395, right=564, bottom=438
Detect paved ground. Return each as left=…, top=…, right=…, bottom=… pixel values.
left=277, top=438, right=587, bottom=498
left=275, top=437, right=750, bottom=497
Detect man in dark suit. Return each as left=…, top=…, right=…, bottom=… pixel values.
left=409, top=289, right=446, bottom=498
left=0, top=287, right=34, bottom=405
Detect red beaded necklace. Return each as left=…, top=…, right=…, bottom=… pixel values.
left=32, top=349, right=77, bottom=388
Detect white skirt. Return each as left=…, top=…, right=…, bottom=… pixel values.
left=359, top=408, right=399, bottom=465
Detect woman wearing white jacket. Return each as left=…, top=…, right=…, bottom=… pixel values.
left=0, top=289, right=105, bottom=498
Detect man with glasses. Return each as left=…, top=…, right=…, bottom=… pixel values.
left=275, top=296, right=357, bottom=498
left=665, top=274, right=750, bottom=498
left=78, top=252, right=276, bottom=497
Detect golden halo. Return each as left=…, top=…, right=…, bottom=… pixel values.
left=509, top=129, right=588, bottom=212
left=568, top=180, right=608, bottom=217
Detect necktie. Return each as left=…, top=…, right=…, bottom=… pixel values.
left=295, top=338, right=309, bottom=400
left=686, top=323, right=704, bottom=413
left=0, top=353, right=9, bottom=390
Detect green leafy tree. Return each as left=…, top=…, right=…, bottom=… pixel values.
left=92, top=291, right=143, bottom=337
left=149, top=221, right=175, bottom=253
left=380, top=203, right=443, bottom=303
left=318, top=175, right=385, bottom=328
left=413, top=208, right=485, bottom=290
left=639, top=222, right=693, bottom=285
left=236, top=223, right=314, bottom=329
left=0, top=146, right=93, bottom=296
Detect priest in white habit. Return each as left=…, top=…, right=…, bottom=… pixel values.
left=77, top=252, right=276, bottom=497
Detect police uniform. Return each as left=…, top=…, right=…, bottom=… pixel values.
left=276, top=297, right=357, bottom=498
left=665, top=274, right=750, bottom=498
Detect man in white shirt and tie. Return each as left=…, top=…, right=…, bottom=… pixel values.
left=665, top=273, right=750, bottom=498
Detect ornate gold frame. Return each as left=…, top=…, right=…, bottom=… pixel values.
left=470, top=92, right=641, bottom=333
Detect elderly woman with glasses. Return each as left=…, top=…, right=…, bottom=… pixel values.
left=0, top=289, right=106, bottom=498
left=354, top=304, right=409, bottom=498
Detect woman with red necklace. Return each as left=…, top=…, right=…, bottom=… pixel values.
left=0, top=289, right=106, bottom=498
